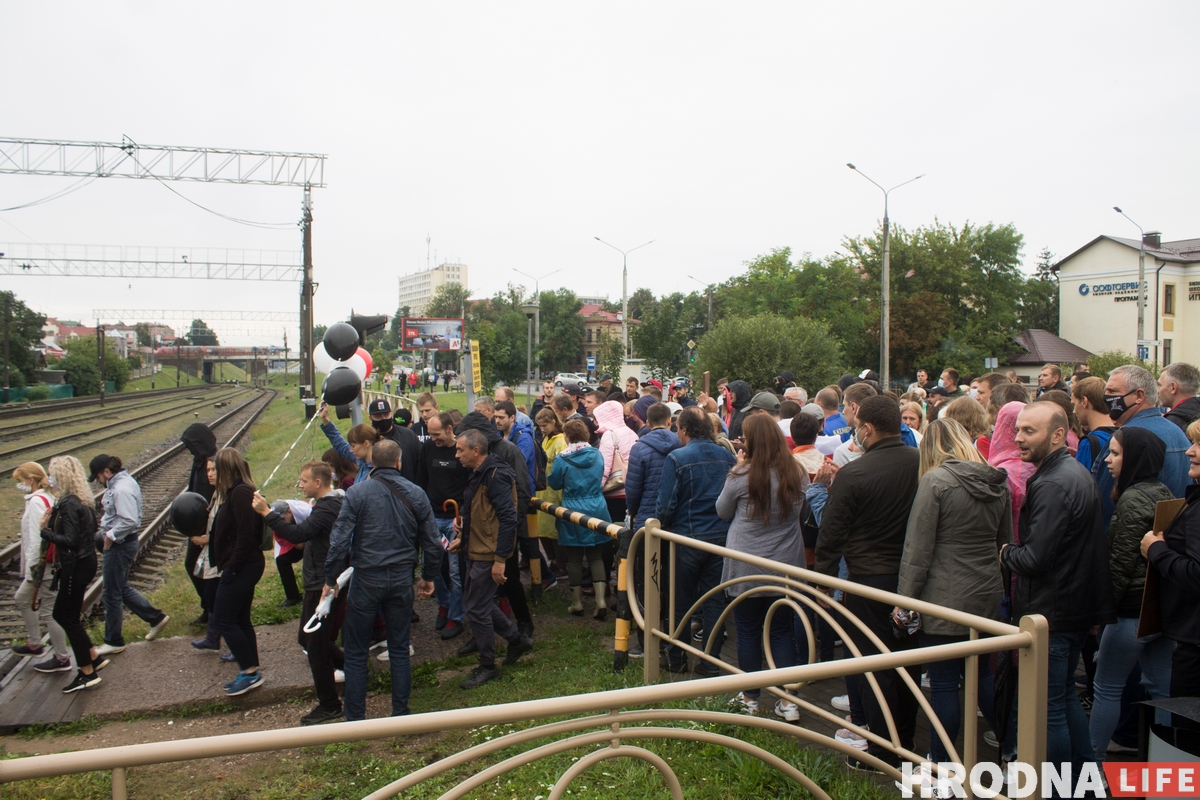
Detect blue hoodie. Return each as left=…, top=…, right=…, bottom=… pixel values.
left=506, top=417, right=538, bottom=497
left=546, top=445, right=611, bottom=548
left=625, top=427, right=681, bottom=531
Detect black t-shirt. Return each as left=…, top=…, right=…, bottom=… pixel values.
left=383, top=424, right=422, bottom=484
left=417, top=440, right=471, bottom=518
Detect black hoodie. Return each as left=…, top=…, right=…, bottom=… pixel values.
left=726, top=380, right=753, bottom=440
left=180, top=423, right=216, bottom=502
left=455, top=412, right=531, bottom=521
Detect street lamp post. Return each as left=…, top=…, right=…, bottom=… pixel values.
left=1113, top=207, right=1148, bottom=360
left=513, top=268, right=559, bottom=389
left=521, top=302, right=539, bottom=408
left=847, top=164, right=924, bottom=391
left=687, top=275, right=712, bottom=331
left=594, top=237, right=655, bottom=360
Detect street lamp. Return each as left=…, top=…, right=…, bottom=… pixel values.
left=847, top=163, right=924, bottom=390
left=513, top=268, right=560, bottom=386
left=1113, top=207, right=1148, bottom=360
left=687, top=275, right=712, bottom=331
left=594, top=237, right=655, bottom=360
left=521, top=302, right=538, bottom=408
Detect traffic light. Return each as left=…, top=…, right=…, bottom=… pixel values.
left=349, top=310, right=388, bottom=347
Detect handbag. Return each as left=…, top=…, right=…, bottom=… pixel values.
left=601, top=433, right=627, bottom=494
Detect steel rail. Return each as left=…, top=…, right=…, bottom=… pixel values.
left=0, top=385, right=219, bottom=420
left=0, top=391, right=228, bottom=439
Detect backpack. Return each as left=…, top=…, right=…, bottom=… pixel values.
left=1086, top=429, right=1114, bottom=478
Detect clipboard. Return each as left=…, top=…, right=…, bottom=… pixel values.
left=1137, top=498, right=1188, bottom=638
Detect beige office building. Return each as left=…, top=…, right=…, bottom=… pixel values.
left=1054, top=233, right=1197, bottom=367
left=397, top=263, right=468, bottom=316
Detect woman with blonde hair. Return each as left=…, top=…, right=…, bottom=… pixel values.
left=210, top=448, right=266, bottom=696
left=943, top=395, right=992, bottom=459
left=11, top=461, right=72, bottom=671
left=534, top=408, right=565, bottom=542
left=896, top=418, right=1011, bottom=764
left=899, top=401, right=926, bottom=438
left=41, top=456, right=107, bottom=693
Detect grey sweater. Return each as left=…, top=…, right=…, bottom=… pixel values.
left=716, top=469, right=808, bottom=597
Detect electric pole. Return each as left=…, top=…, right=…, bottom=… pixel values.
left=96, top=321, right=106, bottom=407
left=299, top=186, right=315, bottom=398
left=2, top=293, right=10, bottom=404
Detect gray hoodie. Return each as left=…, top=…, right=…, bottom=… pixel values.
left=897, top=459, right=1012, bottom=635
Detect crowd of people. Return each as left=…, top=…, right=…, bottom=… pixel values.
left=9, top=358, right=1200, bottom=779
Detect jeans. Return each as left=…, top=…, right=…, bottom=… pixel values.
left=920, top=632, right=998, bottom=764
left=432, top=518, right=463, bottom=622
left=733, top=595, right=796, bottom=698
left=214, top=558, right=264, bottom=671
left=464, top=560, right=520, bottom=668
left=300, top=589, right=345, bottom=710
left=342, top=566, right=415, bottom=721
left=1089, top=617, right=1174, bottom=759
left=15, top=575, right=68, bottom=657
left=669, top=536, right=727, bottom=666
left=52, top=554, right=97, bottom=670
left=102, top=535, right=165, bottom=646
left=275, top=547, right=305, bottom=602
left=1047, top=629, right=1095, bottom=772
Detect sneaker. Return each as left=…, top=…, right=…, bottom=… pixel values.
left=95, top=643, right=125, bottom=656
left=369, top=638, right=388, bottom=651
left=224, top=672, right=264, bottom=696
left=300, top=705, right=343, bottom=725
left=191, top=638, right=220, bottom=651
left=460, top=665, right=501, bottom=689
left=457, top=638, right=479, bottom=656
left=692, top=627, right=706, bottom=645
left=541, top=574, right=558, bottom=592
left=145, top=615, right=171, bottom=641
left=435, top=607, right=448, bottom=631
left=735, top=692, right=759, bottom=714
left=695, top=661, right=721, bottom=678
left=920, top=672, right=931, bottom=689
left=220, top=652, right=237, bottom=662
left=12, top=643, right=46, bottom=656
left=33, top=655, right=73, bottom=673
left=190, top=611, right=209, bottom=626
left=627, top=642, right=644, bottom=659
left=831, top=694, right=851, bottom=712
left=92, top=658, right=110, bottom=672
left=62, top=670, right=102, bottom=694
left=410, top=610, right=420, bottom=624
left=333, top=669, right=345, bottom=684
left=502, top=635, right=534, bottom=666
left=983, top=731, right=1000, bottom=748
left=774, top=699, right=800, bottom=722
left=278, top=598, right=301, bottom=608
left=440, top=620, right=464, bottom=640
left=835, top=725, right=869, bottom=751
left=899, top=764, right=956, bottom=799
left=1079, top=693, right=1094, bottom=712
left=377, top=649, right=388, bottom=662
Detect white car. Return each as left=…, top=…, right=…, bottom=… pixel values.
left=554, top=372, right=589, bottom=388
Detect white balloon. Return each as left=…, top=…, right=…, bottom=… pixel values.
left=313, top=342, right=337, bottom=374
left=345, top=353, right=368, bottom=381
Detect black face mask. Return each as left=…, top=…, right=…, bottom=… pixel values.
left=1103, top=391, right=1137, bottom=421
left=371, top=418, right=394, bottom=434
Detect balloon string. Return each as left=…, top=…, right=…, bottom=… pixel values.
left=263, top=411, right=321, bottom=489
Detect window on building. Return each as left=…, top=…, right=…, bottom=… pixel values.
left=586, top=329, right=592, bottom=342
left=1164, top=284, right=1175, bottom=316
left=587, top=351, right=592, bottom=359
left=1163, top=339, right=1172, bottom=365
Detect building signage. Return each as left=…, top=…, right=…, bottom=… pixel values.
left=1078, top=281, right=1145, bottom=302
left=1190, top=280, right=1200, bottom=301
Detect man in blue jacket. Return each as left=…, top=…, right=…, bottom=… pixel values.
left=656, top=406, right=737, bottom=675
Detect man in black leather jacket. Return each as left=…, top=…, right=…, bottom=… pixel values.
left=1001, top=401, right=1113, bottom=772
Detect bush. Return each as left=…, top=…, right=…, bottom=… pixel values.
left=23, top=385, right=51, bottom=402
left=126, top=354, right=142, bottom=370
left=1087, top=349, right=1161, bottom=380
left=696, top=314, right=845, bottom=392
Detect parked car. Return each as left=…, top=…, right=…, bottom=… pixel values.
left=554, top=372, right=589, bottom=388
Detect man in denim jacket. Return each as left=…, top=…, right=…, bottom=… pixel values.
left=656, top=406, right=736, bottom=675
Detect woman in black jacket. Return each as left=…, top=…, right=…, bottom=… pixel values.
left=210, top=448, right=265, bottom=697
left=41, top=456, right=106, bottom=693
left=1143, top=418, right=1200, bottom=722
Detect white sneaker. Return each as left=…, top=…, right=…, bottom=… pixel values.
left=830, top=694, right=851, bottom=712
left=920, top=672, right=931, bottom=688
left=835, top=724, right=868, bottom=751
left=774, top=700, right=800, bottom=722
left=734, top=692, right=758, bottom=714
left=377, top=650, right=389, bottom=662
left=95, top=643, right=125, bottom=656
left=334, top=669, right=345, bottom=684
left=983, top=731, right=999, bottom=748
left=898, top=764, right=955, bottom=800
left=145, top=615, right=171, bottom=641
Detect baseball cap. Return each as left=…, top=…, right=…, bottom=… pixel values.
left=665, top=402, right=683, bottom=415
left=367, top=398, right=391, bottom=415
left=640, top=379, right=663, bottom=391
left=395, top=408, right=413, bottom=425
left=562, top=383, right=583, bottom=397
left=800, top=402, right=824, bottom=419
left=88, top=454, right=112, bottom=483
left=598, top=373, right=612, bottom=382
left=741, top=391, right=781, bottom=414
left=928, top=386, right=949, bottom=397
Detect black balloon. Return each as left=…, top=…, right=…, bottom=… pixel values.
left=323, top=322, right=359, bottom=361
left=170, top=492, right=210, bottom=537
left=323, top=365, right=361, bottom=406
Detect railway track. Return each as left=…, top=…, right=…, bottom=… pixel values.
left=0, top=387, right=223, bottom=441
left=0, top=384, right=220, bottom=421
left=0, top=389, right=276, bottom=660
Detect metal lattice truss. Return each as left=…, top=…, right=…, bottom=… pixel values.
left=0, top=137, right=326, bottom=188
left=1, top=243, right=302, bottom=281
left=93, top=309, right=299, bottom=323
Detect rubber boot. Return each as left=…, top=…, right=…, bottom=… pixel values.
left=569, top=586, right=584, bottom=616
left=593, top=582, right=608, bottom=621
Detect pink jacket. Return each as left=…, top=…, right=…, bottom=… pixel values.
left=593, top=400, right=638, bottom=499
left=987, top=401, right=1036, bottom=543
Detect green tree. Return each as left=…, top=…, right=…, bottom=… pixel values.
left=696, top=314, right=845, bottom=392
left=625, top=287, right=656, bottom=321
left=133, top=322, right=153, bottom=348
left=426, top=282, right=470, bottom=320
left=312, top=324, right=328, bottom=344
left=53, top=335, right=131, bottom=394
left=536, top=289, right=584, bottom=375
left=186, top=319, right=220, bottom=346
left=1018, top=247, right=1059, bottom=333
left=1, top=290, right=47, bottom=388
left=630, top=292, right=705, bottom=380
left=371, top=346, right=394, bottom=384
left=594, top=330, right=625, bottom=380
left=1087, top=349, right=1161, bottom=380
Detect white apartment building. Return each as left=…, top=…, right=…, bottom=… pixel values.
left=397, top=263, right=468, bottom=315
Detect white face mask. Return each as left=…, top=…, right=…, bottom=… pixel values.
left=969, top=388, right=979, bottom=399
left=47, top=476, right=57, bottom=490
left=15, top=482, right=31, bottom=493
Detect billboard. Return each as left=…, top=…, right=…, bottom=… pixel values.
left=399, top=318, right=464, bottom=351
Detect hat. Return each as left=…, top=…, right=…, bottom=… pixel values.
left=367, top=398, right=391, bottom=415
left=928, top=386, right=949, bottom=397
left=562, top=383, right=583, bottom=397
left=598, top=373, right=612, bottom=382
left=641, top=379, right=663, bottom=391
left=395, top=407, right=413, bottom=425
left=88, top=454, right=112, bottom=483
left=741, top=391, right=781, bottom=414
left=800, top=402, right=824, bottom=419
left=632, top=394, right=656, bottom=422
left=578, top=384, right=596, bottom=394
left=665, top=402, right=683, bottom=415
left=270, top=499, right=291, bottom=515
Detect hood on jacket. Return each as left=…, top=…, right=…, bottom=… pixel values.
left=988, top=402, right=1027, bottom=469
left=639, top=427, right=680, bottom=456
left=726, top=380, right=752, bottom=409
left=509, top=415, right=536, bottom=442
left=557, top=444, right=603, bottom=469
left=939, top=459, right=1009, bottom=502
left=1113, top=426, right=1166, bottom=499
left=633, top=395, right=656, bottom=422
left=181, top=423, right=217, bottom=459
left=593, top=400, right=626, bottom=433
left=457, top=411, right=502, bottom=445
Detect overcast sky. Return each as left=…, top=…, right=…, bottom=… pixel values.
left=3, top=2, right=1198, bottom=347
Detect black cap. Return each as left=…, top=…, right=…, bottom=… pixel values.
left=562, top=383, right=583, bottom=397
left=367, top=398, right=391, bottom=415
left=928, top=386, right=949, bottom=397
left=578, top=384, right=596, bottom=394
left=395, top=407, right=413, bottom=425
left=88, top=454, right=112, bottom=483
left=598, top=373, right=612, bottom=382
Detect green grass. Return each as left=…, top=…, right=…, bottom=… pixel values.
left=122, top=363, right=250, bottom=392
left=13, top=716, right=102, bottom=740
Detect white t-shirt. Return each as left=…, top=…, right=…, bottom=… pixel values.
left=832, top=439, right=862, bottom=467
left=814, top=434, right=842, bottom=457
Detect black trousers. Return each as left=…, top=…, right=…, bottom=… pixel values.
left=184, top=541, right=206, bottom=605
left=215, top=558, right=264, bottom=671
left=300, top=589, right=345, bottom=709
left=276, top=548, right=305, bottom=602
left=499, top=549, right=532, bottom=627
left=52, top=554, right=97, bottom=670
left=1171, top=642, right=1200, bottom=731
left=844, top=572, right=921, bottom=766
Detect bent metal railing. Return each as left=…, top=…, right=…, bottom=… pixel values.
left=0, top=512, right=1047, bottom=800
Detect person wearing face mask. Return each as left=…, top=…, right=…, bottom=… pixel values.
left=10, top=462, right=72, bottom=672
left=366, top=398, right=421, bottom=484
left=831, top=383, right=879, bottom=466
left=1092, top=366, right=1193, bottom=529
